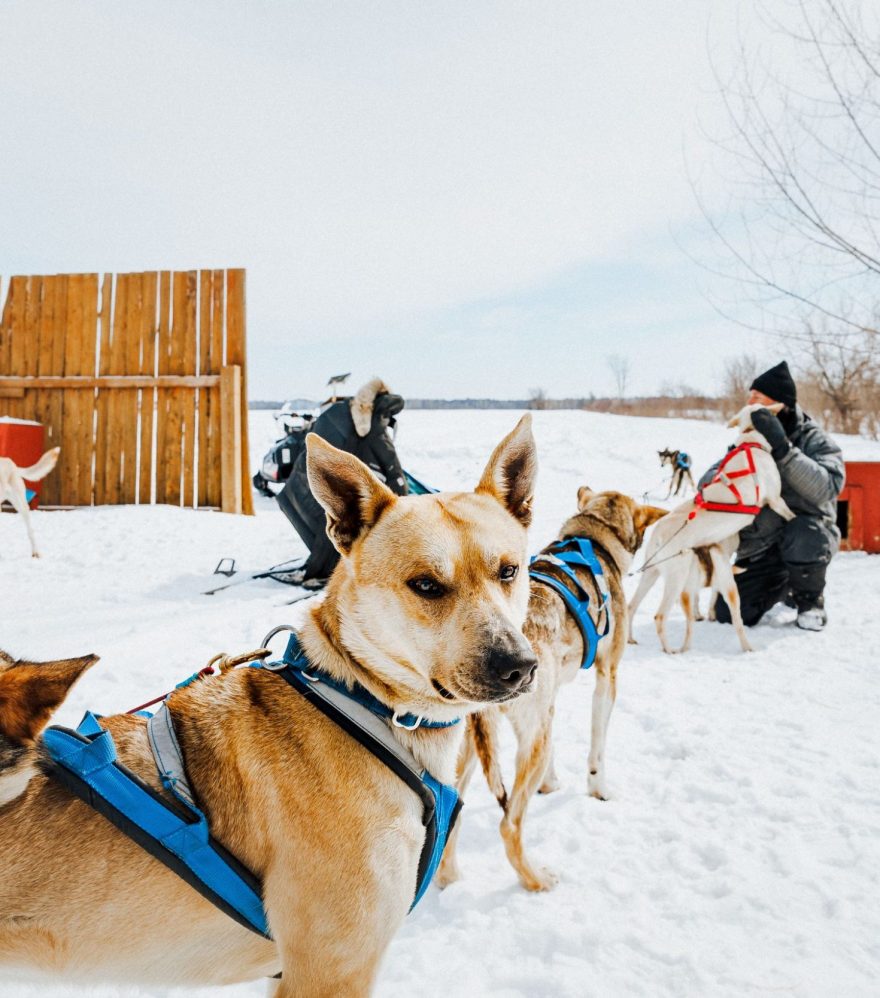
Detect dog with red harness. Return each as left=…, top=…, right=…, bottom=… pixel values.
left=628, top=404, right=795, bottom=654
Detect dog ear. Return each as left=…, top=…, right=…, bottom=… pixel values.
left=576, top=485, right=594, bottom=511
left=633, top=505, right=668, bottom=536
left=726, top=413, right=741, bottom=428
left=306, top=435, right=397, bottom=555
left=0, top=653, right=98, bottom=745
left=476, top=414, right=537, bottom=527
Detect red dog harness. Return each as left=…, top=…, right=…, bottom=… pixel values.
left=689, top=442, right=765, bottom=519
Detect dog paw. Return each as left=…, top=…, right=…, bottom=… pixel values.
left=434, top=862, right=461, bottom=889
left=538, top=775, right=561, bottom=794
left=521, top=867, right=558, bottom=892
left=627, top=637, right=638, bottom=645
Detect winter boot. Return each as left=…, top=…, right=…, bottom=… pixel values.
left=788, top=563, right=828, bottom=631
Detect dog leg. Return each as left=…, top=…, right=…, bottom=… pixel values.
left=538, top=738, right=561, bottom=794
left=588, top=669, right=616, bottom=800
left=7, top=479, right=39, bottom=557
left=653, top=574, right=680, bottom=654
left=627, top=566, right=659, bottom=644
left=679, top=590, right=695, bottom=653
left=710, top=549, right=753, bottom=652
left=434, top=717, right=481, bottom=888
left=500, top=716, right=558, bottom=892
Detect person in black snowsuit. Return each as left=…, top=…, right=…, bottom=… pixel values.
left=276, top=378, right=409, bottom=585
left=706, top=361, right=845, bottom=631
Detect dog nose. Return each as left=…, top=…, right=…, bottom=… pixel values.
left=484, top=645, right=538, bottom=690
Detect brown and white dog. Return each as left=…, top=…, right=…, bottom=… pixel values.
left=628, top=404, right=795, bottom=654
left=0, top=418, right=538, bottom=994
left=0, top=447, right=60, bottom=558
left=436, top=487, right=666, bottom=893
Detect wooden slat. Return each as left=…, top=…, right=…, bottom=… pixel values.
left=225, top=270, right=253, bottom=515
left=163, top=272, right=187, bottom=505
left=105, top=274, right=127, bottom=505
left=119, top=273, right=142, bottom=503
left=154, top=272, right=172, bottom=504
left=0, top=375, right=221, bottom=389
left=62, top=275, right=85, bottom=505
left=21, top=277, right=41, bottom=427
left=182, top=271, right=197, bottom=506
left=42, top=277, right=67, bottom=505
left=94, top=274, right=113, bottom=505
left=205, top=269, right=225, bottom=506
left=78, top=275, right=99, bottom=505
left=220, top=365, right=242, bottom=513
left=138, top=272, right=158, bottom=504
left=197, top=270, right=211, bottom=506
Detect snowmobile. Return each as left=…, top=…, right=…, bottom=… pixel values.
left=252, top=402, right=316, bottom=496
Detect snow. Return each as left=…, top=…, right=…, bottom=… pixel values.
left=2, top=409, right=879, bottom=998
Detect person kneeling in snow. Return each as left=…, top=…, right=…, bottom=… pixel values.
left=705, top=361, right=845, bottom=631
left=276, top=378, right=409, bottom=586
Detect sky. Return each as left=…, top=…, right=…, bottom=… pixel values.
left=0, top=1, right=781, bottom=400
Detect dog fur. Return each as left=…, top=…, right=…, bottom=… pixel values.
left=658, top=447, right=695, bottom=498
left=0, top=418, right=540, bottom=994
left=628, top=404, right=796, bottom=654
left=0, top=447, right=60, bottom=558
left=436, top=487, right=666, bottom=893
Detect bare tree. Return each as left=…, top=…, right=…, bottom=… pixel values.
left=721, top=354, right=760, bottom=409
left=528, top=387, right=548, bottom=410
left=607, top=354, right=630, bottom=400
left=700, top=0, right=880, bottom=345
left=795, top=323, right=879, bottom=433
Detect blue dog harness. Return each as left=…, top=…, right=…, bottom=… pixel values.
left=676, top=451, right=691, bottom=471
left=40, top=633, right=461, bottom=939
left=528, top=537, right=611, bottom=670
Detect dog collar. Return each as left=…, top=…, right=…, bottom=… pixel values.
left=274, top=634, right=461, bottom=730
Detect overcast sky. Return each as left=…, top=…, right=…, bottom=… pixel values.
left=1, top=1, right=776, bottom=400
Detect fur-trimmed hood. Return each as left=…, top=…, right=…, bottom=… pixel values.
left=351, top=378, right=392, bottom=437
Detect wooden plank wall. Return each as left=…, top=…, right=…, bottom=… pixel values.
left=0, top=270, right=252, bottom=513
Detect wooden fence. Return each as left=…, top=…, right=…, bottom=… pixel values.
left=0, top=270, right=253, bottom=513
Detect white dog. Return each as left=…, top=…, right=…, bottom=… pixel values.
left=628, top=405, right=795, bottom=653
left=0, top=447, right=60, bottom=557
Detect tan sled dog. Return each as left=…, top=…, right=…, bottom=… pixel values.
left=0, top=447, right=60, bottom=557
left=436, top=487, right=666, bottom=893
left=0, top=418, right=538, bottom=994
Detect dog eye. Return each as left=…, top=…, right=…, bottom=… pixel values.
left=407, top=577, right=447, bottom=599
left=499, top=564, right=519, bottom=582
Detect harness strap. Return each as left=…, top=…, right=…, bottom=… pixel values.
left=272, top=634, right=461, bottom=907
left=41, top=637, right=461, bottom=939
left=528, top=538, right=611, bottom=671
left=693, top=441, right=764, bottom=517
left=42, top=717, right=269, bottom=938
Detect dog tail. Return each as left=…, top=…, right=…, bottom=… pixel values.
left=469, top=711, right=508, bottom=812
left=18, top=447, right=61, bottom=482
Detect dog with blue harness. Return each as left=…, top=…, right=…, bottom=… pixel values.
left=437, top=486, right=667, bottom=894
left=0, top=417, right=539, bottom=995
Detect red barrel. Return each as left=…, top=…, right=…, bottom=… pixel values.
left=0, top=417, right=45, bottom=509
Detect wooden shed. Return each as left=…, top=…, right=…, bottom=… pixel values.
left=838, top=462, right=880, bottom=554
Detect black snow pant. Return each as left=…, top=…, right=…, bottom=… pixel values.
left=715, top=514, right=838, bottom=626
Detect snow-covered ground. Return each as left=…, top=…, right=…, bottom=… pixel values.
left=2, top=409, right=879, bottom=998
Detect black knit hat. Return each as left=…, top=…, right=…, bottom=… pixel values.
left=750, top=360, right=797, bottom=409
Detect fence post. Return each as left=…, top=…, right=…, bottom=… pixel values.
left=220, top=364, right=243, bottom=514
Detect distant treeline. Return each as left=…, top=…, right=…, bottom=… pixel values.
left=250, top=395, right=726, bottom=419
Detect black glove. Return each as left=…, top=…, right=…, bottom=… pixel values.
left=751, top=408, right=790, bottom=460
